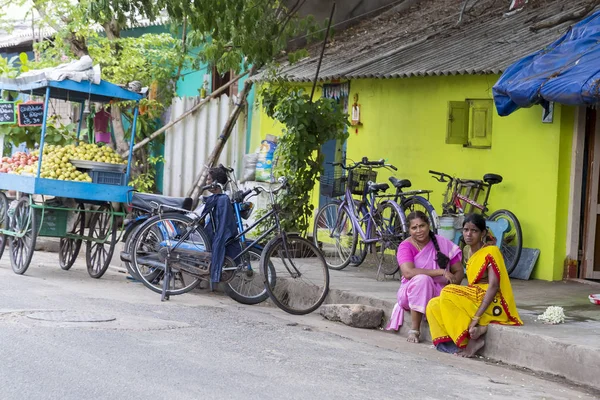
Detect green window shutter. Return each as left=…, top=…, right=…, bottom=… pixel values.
left=446, top=101, right=469, bottom=145
left=468, top=99, right=493, bottom=148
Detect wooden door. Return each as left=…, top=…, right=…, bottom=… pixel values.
left=582, top=108, right=600, bottom=279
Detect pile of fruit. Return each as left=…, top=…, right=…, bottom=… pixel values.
left=0, top=144, right=125, bottom=182
left=0, top=152, right=39, bottom=174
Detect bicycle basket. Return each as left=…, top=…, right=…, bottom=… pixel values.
left=349, top=167, right=377, bottom=195
left=319, top=171, right=347, bottom=198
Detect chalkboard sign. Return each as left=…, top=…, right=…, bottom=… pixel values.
left=18, top=102, right=44, bottom=126
left=0, top=101, right=16, bottom=125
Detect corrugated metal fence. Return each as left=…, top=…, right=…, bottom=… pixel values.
left=163, top=95, right=246, bottom=197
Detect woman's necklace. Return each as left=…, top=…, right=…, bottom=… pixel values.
left=412, top=238, right=425, bottom=251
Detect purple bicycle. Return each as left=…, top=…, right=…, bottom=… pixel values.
left=314, top=157, right=438, bottom=278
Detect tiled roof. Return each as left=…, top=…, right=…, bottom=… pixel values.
left=272, top=0, right=595, bottom=81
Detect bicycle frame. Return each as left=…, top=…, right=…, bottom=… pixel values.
left=453, top=193, right=484, bottom=214
left=338, top=190, right=378, bottom=244
left=438, top=174, right=491, bottom=216
left=336, top=170, right=408, bottom=245
left=157, top=200, right=279, bottom=267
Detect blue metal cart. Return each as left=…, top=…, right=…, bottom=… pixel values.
left=0, top=77, right=143, bottom=278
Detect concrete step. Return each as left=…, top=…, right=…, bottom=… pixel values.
left=321, top=280, right=600, bottom=390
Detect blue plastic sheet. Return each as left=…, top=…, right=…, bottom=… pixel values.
left=493, top=10, right=600, bottom=116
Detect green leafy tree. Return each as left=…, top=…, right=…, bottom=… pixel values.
left=1, top=0, right=188, bottom=192
left=165, top=0, right=319, bottom=75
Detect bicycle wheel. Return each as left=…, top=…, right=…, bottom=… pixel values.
left=487, top=209, right=522, bottom=274
left=261, top=235, right=329, bottom=315
left=402, top=196, right=439, bottom=234
left=125, top=222, right=163, bottom=283
left=350, top=201, right=370, bottom=267
left=131, top=213, right=210, bottom=296
left=223, top=246, right=274, bottom=305
left=313, top=202, right=357, bottom=270
left=374, top=201, right=402, bottom=276
left=9, top=196, right=37, bottom=275
left=59, top=203, right=85, bottom=271
left=0, top=191, right=8, bottom=261
left=86, top=203, right=117, bottom=279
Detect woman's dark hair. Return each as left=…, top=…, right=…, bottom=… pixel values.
left=463, top=213, right=487, bottom=232
left=407, top=211, right=449, bottom=269
left=208, top=166, right=228, bottom=185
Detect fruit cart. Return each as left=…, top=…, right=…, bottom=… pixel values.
left=0, top=77, right=143, bottom=278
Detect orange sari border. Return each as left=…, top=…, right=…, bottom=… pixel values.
left=455, top=329, right=470, bottom=348
left=432, top=336, right=453, bottom=346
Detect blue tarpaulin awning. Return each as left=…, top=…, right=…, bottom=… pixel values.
left=0, top=77, right=143, bottom=103
left=493, top=10, right=600, bottom=116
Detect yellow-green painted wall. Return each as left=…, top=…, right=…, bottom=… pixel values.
left=554, top=106, right=575, bottom=279
left=250, top=75, right=574, bottom=281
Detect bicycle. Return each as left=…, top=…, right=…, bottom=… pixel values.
left=429, top=170, right=523, bottom=273
left=352, top=174, right=440, bottom=268
left=313, top=157, right=438, bottom=278
left=120, top=165, right=241, bottom=284
left=127, top=177, right=330, bottom=315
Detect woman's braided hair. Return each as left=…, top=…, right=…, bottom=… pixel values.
left=407, top=211, right=450, bottom=269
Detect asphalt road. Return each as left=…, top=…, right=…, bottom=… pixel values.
left=0, top=253, right=596, bottom=400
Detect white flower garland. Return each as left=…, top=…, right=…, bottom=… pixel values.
left=537, top=306, right=565, bottom=325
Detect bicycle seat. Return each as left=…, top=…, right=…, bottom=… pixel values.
left=389, top=177, right=412, bottom=189
left=483, top=173, right=503, bottom=185
left=368, top=183, right=390, bottom=193
left=131, top=193, right=193, bottom=212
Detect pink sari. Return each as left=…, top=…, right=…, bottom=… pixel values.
left=386, top=235, right=461, bottom=331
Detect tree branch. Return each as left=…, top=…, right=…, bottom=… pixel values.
left=173, top=16, right=187, bottom=83
left=530, top=0, right=600, bottom=32
left=276, top=0, right=308, bottom=41
left=33, top=1, right=88, bottom=57
left=457, top=0, right=469, bottom=25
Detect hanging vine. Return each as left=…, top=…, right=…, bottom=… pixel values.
left=260, top=85, right=349, bottom=234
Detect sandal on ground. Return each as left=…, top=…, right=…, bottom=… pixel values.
left=407, top=329, right=420, bottom=343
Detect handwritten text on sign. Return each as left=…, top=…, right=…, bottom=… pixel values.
left=18, top=103, right=44, bottom=126
left=0, top=102, right=16, bottom=125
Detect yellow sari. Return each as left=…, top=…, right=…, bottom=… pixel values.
left=426, top=245, right=523, bottom=348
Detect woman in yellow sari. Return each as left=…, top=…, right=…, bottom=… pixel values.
left=426, top=213, right=523, bottom=357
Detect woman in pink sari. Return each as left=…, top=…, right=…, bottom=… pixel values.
left=386, top=211, right=464, bottom=343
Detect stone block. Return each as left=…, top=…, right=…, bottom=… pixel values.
left=320, top=304, right=384, bottom=329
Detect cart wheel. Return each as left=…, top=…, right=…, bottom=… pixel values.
left=86, top=203, right=117, bottom=279
left=9, top=196, right=38, bottom=275
left=0, top=191, right=9, bottom=260
left=59, top=203, right=86, bottom=271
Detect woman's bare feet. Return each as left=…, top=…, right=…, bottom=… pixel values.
left=407, top=329, right=420, bottom=343
left=469, top=325, right=488, bottom=340
left=459, top=337, right=485, bottom=357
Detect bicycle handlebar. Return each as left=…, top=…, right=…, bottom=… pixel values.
left=429, top=170, right=485, bottom=187
left=233, top=187, right=261, bottom=202
left=331, top=158, right=397, bottom=171
left=429, top=170, right=452, bottom=183
left=361, top=157, right=384, bottom=166
left=201, top=182, right=221, bottom=192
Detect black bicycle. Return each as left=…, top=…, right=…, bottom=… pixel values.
left=126, top=177, right=330, bottom=315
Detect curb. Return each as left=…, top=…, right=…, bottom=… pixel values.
left=322, top=286, right=600, bottom=390
left=482, top=318, right=600, bottom=389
